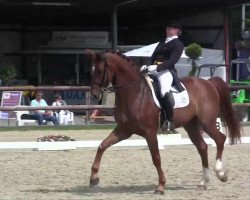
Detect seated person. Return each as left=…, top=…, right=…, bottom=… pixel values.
left=30, top=91, right=59, bottom=125
left=52, top=93, right=71, bottom=125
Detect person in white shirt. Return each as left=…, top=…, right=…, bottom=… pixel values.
left=30, top=91, right=59, bottom=125
left=52, top=94, right=71, bottom=125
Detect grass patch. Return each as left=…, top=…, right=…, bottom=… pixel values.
left=0, top=124, right=116, bottom=132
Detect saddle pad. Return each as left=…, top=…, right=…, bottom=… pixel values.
left=144, top=75, right=190, bottom=109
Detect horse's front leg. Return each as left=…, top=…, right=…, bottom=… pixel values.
left=89, top=126, right=131, bottom=187
left=145, top=131, right=166, bottom=195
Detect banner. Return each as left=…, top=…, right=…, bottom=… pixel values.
left=0, top=91, right=22, bottom=119
left=48, top=31, right=110, bottom=47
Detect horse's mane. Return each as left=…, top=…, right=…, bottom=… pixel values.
left=104, top=50, right=140, bottom=72
left=86, top=49, right=140, bottom=72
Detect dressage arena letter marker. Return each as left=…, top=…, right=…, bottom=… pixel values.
left=211, top=118, right=223, bottom=147
left=216, top=118, right=223, bottom=133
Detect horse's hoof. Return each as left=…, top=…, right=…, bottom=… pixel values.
left=196, top=184, right=207, bottom=191
left=89, top=178, right=99, bottom=187
left=216, top=169, right=229, bottom=182
left=220, top=170, right=229, bottom=182
left=220, top=176, right=228, bottom=182
left=154, top=189, right=164, bottom=195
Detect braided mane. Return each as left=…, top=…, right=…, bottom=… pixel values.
left=105, top=50, right=137, bottom=68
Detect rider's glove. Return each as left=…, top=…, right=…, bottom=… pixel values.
left=140, top=65, right=148, bottom=73
left=140, top=65, right=158, bottom=74
left=147, top=65, right=157, bottom=72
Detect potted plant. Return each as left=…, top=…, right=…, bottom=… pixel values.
left=185, top=43, right=202, bottom=76
left=241, top=19, right=250, bottom=39
left=0, top=63, right=17, bottom=85
left=235, top=40, right=250, bottom=52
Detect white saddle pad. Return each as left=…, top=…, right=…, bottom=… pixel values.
left=144, top=75, right=190, bottom=109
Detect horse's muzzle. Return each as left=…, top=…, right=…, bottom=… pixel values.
left=91, top=85, right=102, bottom=101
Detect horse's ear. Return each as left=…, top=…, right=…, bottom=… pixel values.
left=95, top=52, right=103, bottom=62
left=85, top=49, right=96, bottom=63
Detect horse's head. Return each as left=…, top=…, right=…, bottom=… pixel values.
left=87, top=50, right=140, bottom=100
left=87, top=51, right=114, bottom=100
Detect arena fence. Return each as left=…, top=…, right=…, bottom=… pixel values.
left=0, top=85, right=249, bottom=124
left=0, top=86, right=114, bottom=124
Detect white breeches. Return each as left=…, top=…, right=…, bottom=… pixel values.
left=58, top=110, right=71, bottom=125
left=156, top=70, right=173, bottom=97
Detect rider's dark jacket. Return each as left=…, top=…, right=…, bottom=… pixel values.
left=151, top=38, right=184, bottom=73
left=151, top=38, right=184, bottom=92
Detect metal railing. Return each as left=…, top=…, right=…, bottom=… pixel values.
left=0, top=86, right=114, bottom=124
left=0, top=85, right=249, bottom=124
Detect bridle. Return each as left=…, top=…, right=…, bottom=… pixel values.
left=92, top=54, right=142, bottom=93
left=91, top=56, right=111, bottom=90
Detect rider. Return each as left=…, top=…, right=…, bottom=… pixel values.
left=141, top=21, right=184, bottom=133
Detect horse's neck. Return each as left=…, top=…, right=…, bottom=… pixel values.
left=114, top=75, right=148, bottom=105
left=109, top=53, right=139, bottom=82
left=109, top=55, right=149, bottom=104
left=113, top=63, right=140, bottom=86
left=115, top=73, right=138, bottom=85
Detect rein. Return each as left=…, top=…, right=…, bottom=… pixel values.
left=106, top=78, right=142, bottom=93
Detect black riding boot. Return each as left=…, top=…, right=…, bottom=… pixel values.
left=161, top=92, right=178, bottom=134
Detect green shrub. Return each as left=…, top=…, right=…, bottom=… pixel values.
left=245, top=19, right=250, bottom=30
left=185, top=43, right=202, bottom=76
left=185, top=43, right=202, bottom=60
left=0, top=63, right=17, bottom=81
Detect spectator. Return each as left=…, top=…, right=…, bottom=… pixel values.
left=30, top=91, right=59, bottom=125
left=52, top=93, right=71, bottom=125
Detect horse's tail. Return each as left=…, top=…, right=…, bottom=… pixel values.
left=209, top=77, right=241, bottom=144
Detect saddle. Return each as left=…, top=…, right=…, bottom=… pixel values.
left=147, top=69, right=184, bottom=101
left=144, top=72, right=189, bottom=129
left=170, top=69, right=185, bottom=93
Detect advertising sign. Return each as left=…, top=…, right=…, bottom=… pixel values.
left=0, top=91, right=22, bottom=119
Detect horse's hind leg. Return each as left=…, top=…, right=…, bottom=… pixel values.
left=184, top=118, right=210, bottom=190
left=202, top=122, right=228, bottom=183
left=89, top=125, right=132, bottom=187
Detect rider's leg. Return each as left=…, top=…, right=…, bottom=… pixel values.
left=157, top=71, right=177, bottom=133
left=162, top=92, right=177, bottom=132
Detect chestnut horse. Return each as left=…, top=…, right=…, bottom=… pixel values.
left=88, top=51, right=241, bottom=195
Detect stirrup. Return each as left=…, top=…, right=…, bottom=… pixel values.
left=160, top=120, right=168, bottom=134
left=167, top=122, right=179, bottom=134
